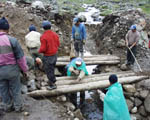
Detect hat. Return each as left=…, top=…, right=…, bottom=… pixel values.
left=73, top=17, right=79, bottom=24
left=0, top=17, right=9, bottom=30
left=29, top=24, right=36, bottom=32
left=109, top=74, right=118, bottom=84
left=130, top=25, right=136, bottom=30
left=75, top=57, right=82, bottom=65
left=42, top=20, right=51, bottom=28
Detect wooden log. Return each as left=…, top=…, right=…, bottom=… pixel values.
left=56, top=60, right=120, bottom=66
left=27, top=76, right=148, bottom=97
left=56, top=73, right=136, bottom=86
left=57, top=56, right=120, bottom=62
left=56, top=71, right=134, bottom=81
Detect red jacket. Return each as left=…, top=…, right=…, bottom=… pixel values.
left=39, top=30, right=60, bottom=56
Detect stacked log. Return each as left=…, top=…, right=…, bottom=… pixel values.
left=27, top=72, right=148, bottom=97
left=56, top=55, right=120, bottom=66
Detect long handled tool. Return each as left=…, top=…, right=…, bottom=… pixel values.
left=127, top=46, right=143, bottom=72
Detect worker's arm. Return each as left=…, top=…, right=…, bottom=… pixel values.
left=38, top=37, right=47, bottom=53
left=69, top=66, right=80, bottom=75
left=77, top=70, right=85, bottom=81
left=72, top=26, right=75, bottom=40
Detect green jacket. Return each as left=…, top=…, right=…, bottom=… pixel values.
left=103, top=82, right=131, bottom=120
left=67, top=58, right=88, bottom=76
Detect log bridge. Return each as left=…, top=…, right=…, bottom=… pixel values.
left=28, top=71, right=149, bottom=98
left=56, top=55, right=120, bottom=66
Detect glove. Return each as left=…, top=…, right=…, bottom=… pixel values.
left=97, top=90, right=105, bottom=102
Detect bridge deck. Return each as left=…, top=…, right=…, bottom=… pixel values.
left=27, top=71, right=148, bottom=98
left=56, top=55, right=120, bottom=66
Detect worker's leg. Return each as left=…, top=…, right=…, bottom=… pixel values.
left=70, top=93, right=77, bottom=108
left=0, top=80, right=12, bottom=111
left=126, top=48, right=132, bottom=65
left=43, top=55, right=57, bottom=88
left=79, top=41, right=84, bottom=58
left=80, top=91, right=85, bottom=106
left=74, top=40, right=79, bottom=57
left=130, top=46, right=136, bottom=64
left=9, top=73, right=23, bottom=112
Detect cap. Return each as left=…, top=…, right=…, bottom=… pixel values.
left=0, top=17, right=9, bottom=30
left=29, top=24, right=36, bottom=32
left=130, top=25, right=136, bottom=30
left=42, top=20, right=51, bottom=28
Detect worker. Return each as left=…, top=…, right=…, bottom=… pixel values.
left=98, top=74, right=130, bottom=120
left=0, top=17, right=28, bottom=112
left=38, top=20, right=60, bottom=90
left=72, top=17, right=86, bottom=58
left=126, top=25, right=140, bottom=66
left=67, top=57, right=88, bottom=108
left=25, top=24, right=41, bottom=60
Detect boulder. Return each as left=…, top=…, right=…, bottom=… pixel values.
left=136, top=79, right=150, bottom=90
left=64, top=102, right=76, bottom=111
left=131, top=107, right=137, bottom=114
left=139, top=106, right=147, bottom=117
left=126, top=99, right=134, bottom=111
left=144, top=94, right=150, bottom=113
left=56, top=95, right=67, bottom=102
left=139, top=90, right=149, bottom=99
left=116, top=39, right=126, bottom=48
left=21, top=84, right=28, bottom=94
left=31, top=1, right=45, bottom=9
left=120, top=64, right=128, bottom=71
left=123, top=85, right=136, bottom=93
left=74, top=109, right=84, bottom=120
left=134, top=98, right=142, bottom=107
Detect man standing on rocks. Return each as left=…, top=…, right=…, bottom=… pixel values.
left=25, top=24, right=41, bottom=60
left=0, top=17, right=28, bottom=112
left=39, top=20, right=60, bottom=90
left=126, top=25, right=140, bottom=66
left=99, top=74, right=130, bottom=120
left=72, top=17, right=86, bottom=58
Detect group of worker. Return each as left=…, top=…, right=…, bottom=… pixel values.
left=0, top=15, right=139, bottom=120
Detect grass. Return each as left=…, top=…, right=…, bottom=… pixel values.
left=139, top=4, right=150, bottom=14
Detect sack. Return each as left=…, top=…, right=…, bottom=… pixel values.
left=70, top=42, right=76, bottom=59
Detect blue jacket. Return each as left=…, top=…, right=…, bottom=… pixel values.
left=72, top=23, right=86, bottom=40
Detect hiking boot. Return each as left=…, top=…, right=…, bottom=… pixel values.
left=47, top=84, right=57, bottom=90
left=15, top=106, right=25, bottom=113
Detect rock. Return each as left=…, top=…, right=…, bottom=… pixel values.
left=131, top=114, right=143, bottom=120
left=55, top=68, right=62, bottom=76
left=131, top=107, right=137, bottom=114
left=74, top=109, right=84, bottom=120
left=21, top=84, right=28, bottom=94
left=139, top=106, right=147, bottom=117
left=120, top=64, right=128, bottom=71
left=0, top=8, right=4, bottom=14
left=64, top=102, right=76, bottom=111
left=31, top=1, right=45, bottom=9
left=27, top=79, right=36, bottom=91
left=24, top=112, right=30, bottom=116
left=126, top=99, right=134, bottom=111
left=136, top=79, right=150, bottom=90
left=57, top=95, right=67, bottom=102
left=139, top=90, right=149, bottom=99
left=135, top=98, right=142, bottom=107
left=144, top=94, right=150, bottom=113
left=134, top=92, right=140, bottom=97
left=74, top=118, right=79, bottom=120
left=123, top=85, right=136, bottom=93
left=116, top=39, right=126, bottom=48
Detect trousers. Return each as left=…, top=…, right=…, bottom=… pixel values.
left=42, top=54, right=57, bottom=84
left=0, top=64, right=22, bottom=111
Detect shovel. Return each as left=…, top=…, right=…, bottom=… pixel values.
left=127, top=46, right=142, bottom=72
